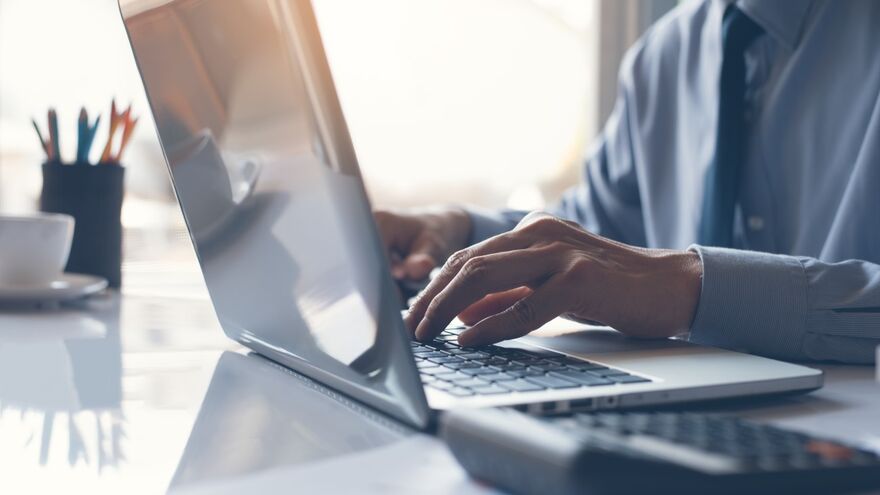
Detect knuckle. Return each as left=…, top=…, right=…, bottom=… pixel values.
left=530, top=217, right=555, bottom=232
left=509, top=298, right=536, bottom=326
left=557, top=217, right=580, bottom=229
left=565, top=258, right=593, bottom=280
left=461, top=256, right=491, bottom=280
left=543, top=240, right=569, bottom=254
left=446, top=249, right=471, bottom=271
left=521, top=216, right=569, bottom=236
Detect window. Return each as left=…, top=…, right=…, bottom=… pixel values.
left=0, top=0, right=670, bottom=223
left=313, top=0, right=597, bottom=211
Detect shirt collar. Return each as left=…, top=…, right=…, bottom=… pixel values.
left=714, top=0, right=814, bottom=51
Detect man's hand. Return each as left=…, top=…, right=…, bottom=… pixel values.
left=404, top=212, right=703, bottom=347
left=374, top=207, right=472, bottom=281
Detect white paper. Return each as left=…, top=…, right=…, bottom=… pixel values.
left=170, top=435, right=501, bottom=495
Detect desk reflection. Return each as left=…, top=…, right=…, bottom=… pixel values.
left=0, top=298, right=122, bottom=471
left=169, top=351, right=410, bottom=492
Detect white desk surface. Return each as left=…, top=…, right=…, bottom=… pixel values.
left=1, top=231, right=878, bottom=494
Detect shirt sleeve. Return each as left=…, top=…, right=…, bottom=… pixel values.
left=464, top=33, right=649, bottom=246
left=687, top=246, right=880, bottom=364
left=465, top=206, right=528, bottom=244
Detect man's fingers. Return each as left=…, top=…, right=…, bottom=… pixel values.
left=404, top=231, right=532, bottom=334
left=412, top=249, right=556, bottom=341
left=458, top=287, right=533, bottom=325
left=458, top=275, right=569, bottom=347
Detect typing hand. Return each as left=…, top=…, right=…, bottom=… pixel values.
left=374, top=207, right=472, bottom=282
left=404, top=212, right=703, bottom=347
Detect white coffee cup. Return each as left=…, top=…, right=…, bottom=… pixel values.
left=0, top=213, right=75, bottom=286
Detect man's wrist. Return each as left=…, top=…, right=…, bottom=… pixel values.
left=680, top=250, right=704, bottom=330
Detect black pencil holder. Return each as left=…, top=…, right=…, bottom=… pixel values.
left=39, top=162, right=125, bottom=288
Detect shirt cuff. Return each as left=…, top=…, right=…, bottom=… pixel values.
left=687, top=245, right=809, bottom=360
left=464, top=207, right=522, bottom=244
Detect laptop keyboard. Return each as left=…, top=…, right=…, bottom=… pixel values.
left=413, top=327, right=652, bottom=397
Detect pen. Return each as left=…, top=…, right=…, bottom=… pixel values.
left=48, top=109, right=60, bottom=162
left=76, top=108, right=88, bottom=163
left=32, top=118, right=49, bottom=158
left=83, top=115, right=101, bottom=164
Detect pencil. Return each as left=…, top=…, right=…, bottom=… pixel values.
left=99, top=100, right=120, bottom=163
left=114, top=116, right=138, bottom=163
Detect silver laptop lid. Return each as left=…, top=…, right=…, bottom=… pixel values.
left=120, top=0, right=430, bottom=428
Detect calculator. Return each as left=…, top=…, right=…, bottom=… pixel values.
left=441, top=408, right=880, bottom=495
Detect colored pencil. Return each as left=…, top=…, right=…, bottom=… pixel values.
left=99, top=100, right=121, bottom=163
left=114, top=115, right=138, bottom=163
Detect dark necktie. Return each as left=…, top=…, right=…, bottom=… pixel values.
left=697, top=6, right=764, bottom=247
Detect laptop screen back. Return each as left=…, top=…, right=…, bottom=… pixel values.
left=120, top=0, right=430, bottom=427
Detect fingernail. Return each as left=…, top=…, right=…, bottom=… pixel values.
left=414, top=321, right=430, bottom=341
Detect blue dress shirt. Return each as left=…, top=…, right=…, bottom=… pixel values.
left=466, top=0, right=880, bottom=363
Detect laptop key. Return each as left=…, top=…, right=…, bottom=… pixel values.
left=560, top=357, right=605, bottom=369
left=594, top=369, right=630, bottom=377
left=471, top=384, right=510, bottom=395
left=511, top=359, right=544, bottom=367
left=416, top=360, right=440, bottom=369
left=548, top=370, right=613, bottom=386
left=499, top=380, right=545, bottom=393
left=478, top=372, right=517, bottom=382
left=508, top=368, right=546, bottom=378
left=439, top=371, right=480, bottom=382
left=420, top=366, right=451, bottom=376
left=525, top=375, right=580, bottom=389
left=459, top=352, right=491, bottom=360
left=445, top=349, right=474, bottom=355
left=568, top=363, right=609, bottom=372
left=530, top=362, right=567, bottom=372
left=427, top=356, right=465, bottom=364
left=414, top=351, right=448, bottom=358
left=459, top=367, right=498, bottom=376
left=421, top=375, right=437, bottom=383
left=444, top=362, right=482, bottom=370
left=427, top=380, right=454, bottom=390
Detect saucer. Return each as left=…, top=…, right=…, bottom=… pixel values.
left=0, top=273, right=108, bottom=303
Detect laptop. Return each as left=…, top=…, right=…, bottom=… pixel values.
left=120, top=0, right=822, bottom=430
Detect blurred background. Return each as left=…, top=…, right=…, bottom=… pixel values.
left=0, top=0, right=673, bottom=252
left=0, top=1, right=674, bottom=489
